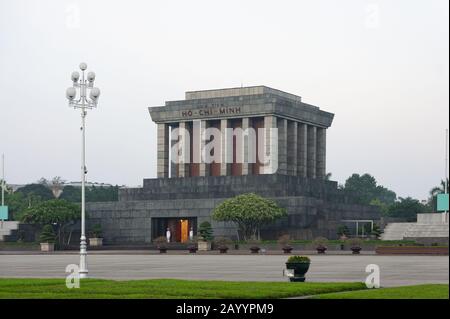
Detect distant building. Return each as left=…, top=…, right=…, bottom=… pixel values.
left=63, top=182, right=115, bottom=188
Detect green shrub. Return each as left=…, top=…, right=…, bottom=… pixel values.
left=287, top=256, right=311, bottom=263
left=277, top=234, right=292, bottom=247
left=153, top=236, right=168, bottom=248
left=347, top=238, right=362, bottom=247
left=214, top=236, right=232, bottom=248
left=90, top=224, right=103, bottom=238
left=313, top=237, right=328, bottom=248
left=39, top=225, right=55, bottom=243
left=198, top=221, right=214, bottom=241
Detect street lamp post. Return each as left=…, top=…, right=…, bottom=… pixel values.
left=66, top=62, right=100, bottom=279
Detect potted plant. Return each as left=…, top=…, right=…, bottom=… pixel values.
left=348, top=238, right=362, bottom=254
left=197, top=221, right=213, bottom=251
left=89, top=224, right=103, bottom=247
left=248, top=238, right=261, bottom=254
left=370, top=224, right=382, bottom=239
left=285, top=256, right=311, bottom=282
left=187, top=236, right=198, bottom=253
left=40, top=225, right=56, bottom=252
left=278, top=234, right=293, bottom=253
left=214, top=236, right=231, bottom=253
left=337, top=225, right=350, bottom=241
left=154, top=236, right=168, bottom=253
left=313, top=237, right=328, bottom=254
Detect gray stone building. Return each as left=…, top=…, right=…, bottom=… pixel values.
left=86, top=86, right=380, bottom=244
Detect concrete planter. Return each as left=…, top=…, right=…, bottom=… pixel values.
left=282, top=246, right=293, bottom=254
left=188, top=246, right=198, bottom=253
left=197, top=240, right=211, bottom=251
left=89, top=238, right=103, bottom=247
left=286, top=262, right=310, bottom=282
left=40, top=243, right=54, bottom=252
left=219, top=246, right=229, bottom=253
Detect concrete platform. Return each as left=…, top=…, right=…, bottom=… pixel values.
left=0, top=254, right=447, bottom=287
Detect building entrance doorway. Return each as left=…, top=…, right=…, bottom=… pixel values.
left=152, top=217, right=197, bottom=243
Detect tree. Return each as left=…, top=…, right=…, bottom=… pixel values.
left=16, top=184, right=53, bottom=201
left=430, top=178, right=449, bottom=197
left=212, top=193, right=286, bottom=241
left=59, top=186, right=81, bottom=202
left=39, top=225, right=56, bottom=243
left=49, top=176, right=65, bottom=198
left=386, top=197, right=428, bottom=221
left=21, top=199, right=80, bottom=249
left=343, top=173, right=396, bottom=205
left=3, top=191, right=29, bottom=220
left=198, top=221, right=214, bottom=241
left=428, top=179, right=449, bottom=210
left=59, top=185, right=119, bottom=203
left=86, top=185, right=119, bottom=202
left=369, top=198, right=389, bottom=215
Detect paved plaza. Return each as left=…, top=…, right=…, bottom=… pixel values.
left=0, top=253, right=448, bottom=287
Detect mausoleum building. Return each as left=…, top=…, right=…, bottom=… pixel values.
left=86, top=86, right=380, bottom=244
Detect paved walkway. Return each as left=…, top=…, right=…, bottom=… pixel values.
left=0, top=254, right=447, bottom=287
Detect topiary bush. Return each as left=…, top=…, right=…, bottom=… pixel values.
left=214, top=236, right=232, bottom=249
left=198, top=221, right=214, bottom=241
left=287, top=256, right=311, bottom=263
left=153, top=236, right=168, bottom=248
left=313, top=237, right=329, bottom=248
left=90, top=224, right=103, bottom=238
left=39, top=225, right=56, bottom=243
left=278, top=234, right=292, bottom=247
left=347, top=237, right=363, bottom=248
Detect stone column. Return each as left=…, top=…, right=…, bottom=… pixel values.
left=287, top=120, right=298, bottom=176
left=178, top=121, right=190, bottom=177
left=169, top=124, right=178, bottom=178
left=307, top=125, right=317, bottom=178
left=193, top=120, right=208, bottom=176
left=316, top=127, right=326, bottom=179
left=297, top=123, right=307, bottom=177
left=263, top=116, right=278, bottom=174
left=241, top=117, right=251, bottom=175
left=157, top=123, right=169, bottom=178
left=220, top=119, right=231, bottom=176
left=277, top=118, right=288, bottom=175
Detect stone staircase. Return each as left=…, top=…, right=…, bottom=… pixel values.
left=0, top=221, right=20, bottom=241
left=381, top=222, right=415, bottom=240
left=404, top=224, right=449, bottom=238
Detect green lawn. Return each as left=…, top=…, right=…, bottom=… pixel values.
left=0, top=278, right=365, bottom=299
left=313, top=284, right=449, bottom=299
left=1, top=279, right=447, bottom=299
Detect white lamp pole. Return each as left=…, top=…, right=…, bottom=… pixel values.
left=66, top=62, right=101, bottom=279
left=1, top=154, right=4, bottom=207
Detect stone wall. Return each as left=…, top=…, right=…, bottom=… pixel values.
left=86, top=174, right=381, bottom=244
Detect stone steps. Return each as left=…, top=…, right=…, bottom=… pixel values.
left=404, top=224, right=449, bottom=238
left=381, top=223, right=415, bottom=240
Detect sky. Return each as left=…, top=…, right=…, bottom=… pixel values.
left=0, top=0, right=448, bottom=200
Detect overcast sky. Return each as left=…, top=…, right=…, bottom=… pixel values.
left=0, top=0, right=448, bottom=200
